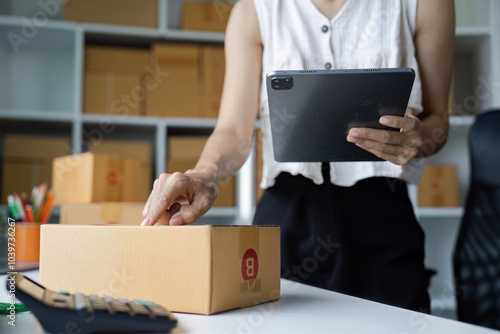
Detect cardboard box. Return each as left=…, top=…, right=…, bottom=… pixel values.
left=182, top=2, right=232, bottom=32
left=60, top=202, right=144, bottom=225
left=201, top=45, right=225, bottom=118
left=52, top=152, right=145, bottom=205
left=1, top=135, right=70, bottom=204
left=145, top=43, right=201, bottom=118
left=418, top=165, right=459, bottom=207
left=64, top=0, right=157, bottom=28
left=40, top=225, right=280, bottom=314
left=84, top=46, right=150, bottom=116
left=91, top=140, right=153, bottom=201
left=167, top=136, right=235, bottom=207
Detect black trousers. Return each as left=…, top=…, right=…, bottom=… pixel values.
left=253, top=171, right=431, bottom=312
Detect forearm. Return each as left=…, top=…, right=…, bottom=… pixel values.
left=417, top=110, right=449, bottom=157
left=191, top=127, right=253, bottom=187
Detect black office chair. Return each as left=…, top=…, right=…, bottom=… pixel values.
left=453, top=109, right=500, bottom=330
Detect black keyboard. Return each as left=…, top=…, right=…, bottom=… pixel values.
left=6, top=273, right=177, bottom=333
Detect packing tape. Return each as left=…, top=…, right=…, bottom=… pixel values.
left=239, top=228, right=262, bottom=308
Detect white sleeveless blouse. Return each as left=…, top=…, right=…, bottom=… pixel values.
left=253, top=0, right=425, bottom=188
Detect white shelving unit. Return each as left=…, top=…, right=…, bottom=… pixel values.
left=0, top=0, right=499, bottom=316
left=412, top=0, right=500, bottom=316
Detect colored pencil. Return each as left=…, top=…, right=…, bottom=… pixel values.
left=24, top=204, right=35, bottom=223
left=39, top=192, right=54, bottom=224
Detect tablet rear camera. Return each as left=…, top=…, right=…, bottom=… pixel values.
left=271, top=77, right=293, bottom=90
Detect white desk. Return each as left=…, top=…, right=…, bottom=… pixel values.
left=1, top=270, right=498, bottom=334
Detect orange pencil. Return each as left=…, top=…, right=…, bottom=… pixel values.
left=39, top=192, right=54, bottom=224
left=24, top=204, right=35, bottom=223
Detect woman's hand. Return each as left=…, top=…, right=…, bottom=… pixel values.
left=346, top=113, right=424, bottom=165
left=141, top=170, right=218, bottom=226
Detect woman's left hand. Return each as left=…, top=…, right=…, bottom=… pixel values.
left=346, top=113, right=424, bottom=165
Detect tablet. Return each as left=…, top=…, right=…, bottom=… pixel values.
left=266, top=67, right=415, bottom=162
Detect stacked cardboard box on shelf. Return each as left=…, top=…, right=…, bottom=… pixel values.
left=201, top=46, right=226, bottom=118
left=64, top=0, right=157, bottom=28
left=84, top=46, right=150, bottom=116
left=59, top=202, right=144, bottom=225
left=182, top=1, right=233, bottom=32
left=1, top=134, right=70, bottom=204
left=418, top=164, right=459, bottom=207
left=255, top=129, right=264, bottom=203
left=167, top=136, right=235, bottom=207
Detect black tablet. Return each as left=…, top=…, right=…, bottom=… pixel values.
left=266, top=67, right=415, bottom=162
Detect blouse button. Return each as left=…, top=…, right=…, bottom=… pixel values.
left=325, top=62, right=332, bottom=70
left=322, top=25, right=329, bottom=33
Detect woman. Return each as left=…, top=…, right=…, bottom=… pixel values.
left=141, top=0, right=454, bottom=312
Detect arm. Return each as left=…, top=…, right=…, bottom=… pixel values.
left=346, top=0, right=455, bottom=165
left=141, top=0, right=263, bottom=226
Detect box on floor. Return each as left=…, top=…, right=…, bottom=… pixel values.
left=1, top=134, right=70, bottom=204
left=40, top=224, right=280, bottom=315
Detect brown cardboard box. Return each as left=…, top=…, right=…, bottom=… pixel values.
left=52, top=152, right=145, bottom=205
left=60, top=202, right=144, bottom=225
left=182, top=1, right=232, bottom=32
left=40, top=224, right=280, bottom=314
left=201, top=45, right=225, bottom=118
left=91, top=140, right=153, bottom=201
left=167, top=136, right=235, bottom=207
left=64, top=0, right=157, bottom=28
left=84, top=46, right=150, bottom=116
left=145, top=43, right=201, bottom=117
left=1, top=135, right=70, bottom=204
left=418, top=165, right=459, bottom=207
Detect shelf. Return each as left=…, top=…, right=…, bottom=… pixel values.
left=416, top=207, right=464, bottom=219
left=204, top=207, right=238, bottom=217
left=163, top=29, right=225, bottom=43
left=455, top=26, right=491, bottom=37
left=0, top=109, right=74, bottom=122
left=449, top=115, right=475, bottom=127
left=431, top=298, right=457, bottom=313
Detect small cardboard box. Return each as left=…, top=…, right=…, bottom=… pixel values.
left=60, top=202, right=144, bottom=225
left=1, top=134, right=70, bottom=204
left=418, top=165, right=459, bottom=207
left=64, top=0, right=157, bottom=28
left=91, top=140, right=153, bottom=201
left=52, top=152, right=145, bottom=205
left=84, top=46, right=150, bottom=116
left=145, top=43, right=201, bottom=118
left=182, top=2, right=232, bottom=32
left=39, top=225, right=280, bottom=314
left=201, top=45, right=225, bottom=118
left=167, top=136, right=235, bottom=207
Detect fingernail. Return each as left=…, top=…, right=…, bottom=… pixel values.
left=349, top=130, right=360, bottom=137
left=380, top=116, right=390, bottom=125
left=347, top=135, right=358, bottom=143
left=140, top=217, right=151, bottom=226
left=170, top=218, right=182, bottom=226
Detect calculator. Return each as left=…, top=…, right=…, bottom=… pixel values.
left=7, top=273, right=177, bottom=333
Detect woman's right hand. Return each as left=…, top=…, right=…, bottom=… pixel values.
left=140, top=170, right=218, bottom=226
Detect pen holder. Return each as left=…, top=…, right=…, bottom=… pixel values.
left=15, top=223, right=41, bottom=262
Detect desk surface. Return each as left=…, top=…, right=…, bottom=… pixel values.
left=1, top=270, right=498, bottom=334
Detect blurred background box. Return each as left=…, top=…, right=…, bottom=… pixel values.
left=84, top=46, right=150, bottom=116
left=201, top=45, right=225, bottom=118
left=145, top=43, right=201, bottom=117
left=64, top=0, right=157, bottom=28
left=60, top=202, right=144, bottom=225
left=167, top=136, right=234, bottom=207
left=418, top=165, right=459, bottom=207
left=1, top=134, right=70, bottom=204
left=52, top=152, right=145, bottom=205
left=182, top=1, right=232, bottom=32
left=90, top=140, right=153, bottom=202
